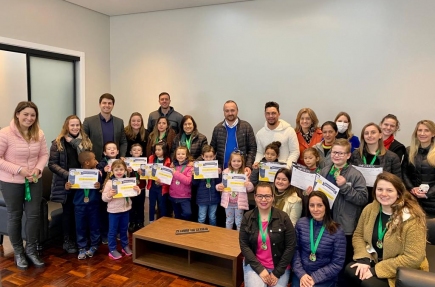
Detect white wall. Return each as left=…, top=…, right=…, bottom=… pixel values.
left=110, top=0, right=435, bottom=146
left=0, top=0, right=110, bottom=125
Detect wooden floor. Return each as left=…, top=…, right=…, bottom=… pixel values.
left=0, top=235, right=226, bottom=287
left=0, top=195, right=243, bottom=287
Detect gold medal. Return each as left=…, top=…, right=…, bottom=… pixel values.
left=84, top=197, right=89, bottom=203
left=376, top=240, right=383, bottom=249
left=176, top=180, right=180, bottom=185
left=309, top=253, right=316, bottom=262
left=261, top=243, right=267, bottom=250
left=206, top=183, right=211, bottom=188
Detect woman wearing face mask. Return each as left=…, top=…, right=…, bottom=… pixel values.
left=296, top=108, right=323, bottom=164
left=314, top=121, right=338, bottom=168
left=402, top=120, right=435, bottom=218
left=379, top=114, right=406, bottom=162
left=335, top=112, right=360, bottom=153
left=350, top=123, right=401, bottom=203
left=49, top=115, right=93, bottom=254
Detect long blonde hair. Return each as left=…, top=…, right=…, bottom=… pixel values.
left=358, top=123, right=386, bottom=158
left=334, top=111, right=355, bottom=139
left=125, top=112, right=146, bottom=141
left=13, top=101, right=40, bottom=142
left=409, top=120, right=435, bottom=167
left=55, top=115, right=92, bottom=151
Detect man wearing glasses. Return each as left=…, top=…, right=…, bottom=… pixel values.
left=210, top=100, right=257, bottom=173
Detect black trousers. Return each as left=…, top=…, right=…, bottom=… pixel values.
left=62, top=192, right=76, bottom=238
left=344, top=261, right=389, bottom=287
left=1, top=180, right=42, bottom=254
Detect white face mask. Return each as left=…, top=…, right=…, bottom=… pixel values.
left=336, top=122, right=349, bottom=133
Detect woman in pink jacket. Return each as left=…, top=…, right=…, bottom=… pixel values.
left=0, top=101, right=48, bottom=270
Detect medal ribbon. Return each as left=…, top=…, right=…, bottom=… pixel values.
left=329, top=163, right=348, bottom=179
left=310, top=218, right=325, bottom=256
left=377, top=206, right=388, bottom=246
left=205, top=178, right=211, bottom=187
left=258, top=210, right=272, bottom=250
left=24, top=178, right=32, bottom=202
left=84, top=189, right=89, bottom=199
left=185, top=136, right=192, bottom=151
left=363, top=150, right=380, bottom=165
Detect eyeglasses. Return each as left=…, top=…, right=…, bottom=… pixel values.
left=255, top=194, right=273, bottom=201
left=331, top=151, right=348, bottom=157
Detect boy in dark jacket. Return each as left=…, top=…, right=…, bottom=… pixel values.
left=65, top=151, right=102, bottom=260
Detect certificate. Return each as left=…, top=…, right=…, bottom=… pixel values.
left=259, top=162, right=287, bottom=182
left=222, top=173, right=247, bottom=192
left=124, top=157, right=147, bottom=171
left=139, top=163, right=154, bottom=180
left=151, top=165, right=173, bottom=185
left=106, top=159, right=116, bottom=171
left=112, top=178, right=138, bottom=198
left=193, top=160, right=219, bottom=179
left=313, top=174, right=339, bottom=208
left=353, top=165, right=383, bottom=187
left=291, top=162, right=317, bottom=190
left=68, top=169, right=99, bottom=189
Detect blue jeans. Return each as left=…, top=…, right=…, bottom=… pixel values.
left=149, top=184, right=167, bottom=221
left=169, top=197, right=191, bottom=220
left=243, top=263, right=290, bottom=287
left=292, top=274, right=336, bottom=287
left=198, top=204, right=217, bottom=226
left=75, top=203, right=100, bottom=249
left=108, top=211, right=129, bottom=251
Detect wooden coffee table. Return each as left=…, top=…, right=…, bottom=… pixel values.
left=133, top=217, right=243, bottom=287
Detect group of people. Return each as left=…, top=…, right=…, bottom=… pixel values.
left=0, top=93, right=433, bottom=287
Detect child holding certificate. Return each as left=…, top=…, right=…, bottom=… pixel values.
left=127, top=144, right=147, bottom=232
left=64, top=151, right=102, bottom=260
left=217, top=150, right=254, bottom=230
left=102, top=160, right=141, bottom=260
left=250, top=141, right=281, bottom=186
left=193, top=145, right=221, bottom=226
left=147, top=141, right=171, bottom=222
left=96, top=141, right=120, bottom=244
left=317, top=139, right=368, bottom=273
left=169, top=146, right=194, bottom=220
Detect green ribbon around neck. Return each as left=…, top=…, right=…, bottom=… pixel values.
left=258, top=210, right=272, bottom=250
left=329, top=163, right=348, bottom=179
left=310, top=218, right=325, bottom=257
left=377, top=206, right=389, bottom=248
left=363, top=150, right=380, bottom=165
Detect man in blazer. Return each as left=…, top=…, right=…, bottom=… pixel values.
left=83, top=93, right=127, bottom=161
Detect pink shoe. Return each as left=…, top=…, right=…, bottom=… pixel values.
left=109, top=250, right=122, bottom=260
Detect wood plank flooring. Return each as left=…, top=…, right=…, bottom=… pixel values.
left=0, top=235, right=224, bottom=287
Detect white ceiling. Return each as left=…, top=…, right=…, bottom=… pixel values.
left=65, top=0, right=253, bottom=16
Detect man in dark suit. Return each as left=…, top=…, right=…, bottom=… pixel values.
left=83, top=93, right=127, bottom=244
left=83, top=93, right=127, bottom=161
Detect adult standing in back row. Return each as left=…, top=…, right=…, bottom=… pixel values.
left=83, top=93, right=127, bottom=161
left=211, top=100, right=257, bottom=171
left=147, top=92, right=183, bottom=135
left=254, top=101, right=299, bottom=169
